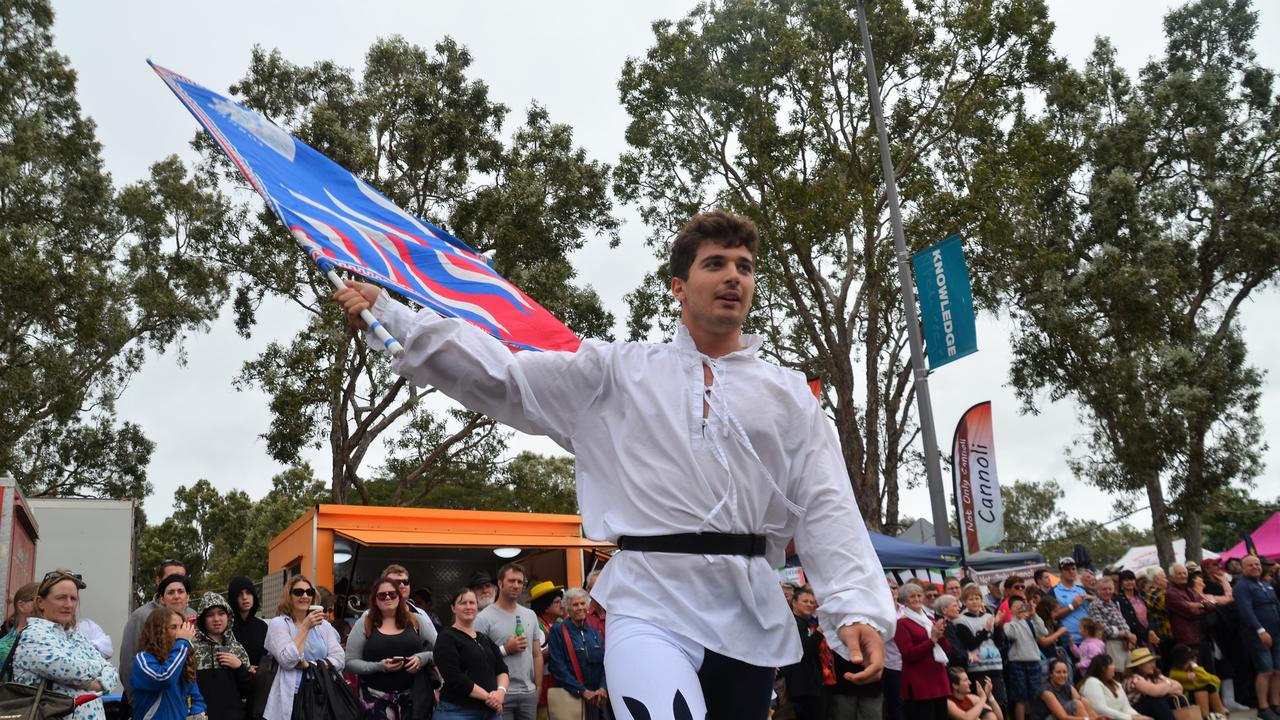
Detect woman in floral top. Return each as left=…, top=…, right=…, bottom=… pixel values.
left=13, top=570, right=119, bottom=720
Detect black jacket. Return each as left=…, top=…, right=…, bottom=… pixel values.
left=780, top=614, right=826, bottom=698
left=1116, top=594, right=1150, bottom=640
left=227, top=577, right=268, bottom=666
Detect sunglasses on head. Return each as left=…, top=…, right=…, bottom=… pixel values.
left=375, top=591, right=398, bottom=601
left=290, top=587, right=317, bottom=597
left=40, top=570, right=86, bottom=591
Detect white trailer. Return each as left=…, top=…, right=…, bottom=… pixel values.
left=26, top=497, right=136, bottom=664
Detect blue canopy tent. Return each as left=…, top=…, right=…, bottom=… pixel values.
left=870, top=532, right=962, bottom=570
left=784, top=532, right=961, bottom=573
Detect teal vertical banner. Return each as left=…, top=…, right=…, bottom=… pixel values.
left=912, top=234, right=977, bottom=369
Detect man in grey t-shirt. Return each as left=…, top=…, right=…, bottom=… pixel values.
left=474, top=562, right=544, bottom=720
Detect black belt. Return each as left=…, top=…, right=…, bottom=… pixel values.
left=616, top=533, right=767, bottom=557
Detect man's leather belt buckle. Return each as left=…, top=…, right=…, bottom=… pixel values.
left=617, top=533, right=767, bottom=557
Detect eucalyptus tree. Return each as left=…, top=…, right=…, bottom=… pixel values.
left=0, top=0, right=239, bottom=498
left=616, top=0, right=1057, bottom=528
left=998, top=0, right=1278, bottom=566
left=207, top=38, right=618, bottom=503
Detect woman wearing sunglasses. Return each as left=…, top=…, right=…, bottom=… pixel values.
left=345, top=577, right=435, bottom=720
left=263, top=575, right=345, bottom=720
left=11, top=570, right=118, bottom=720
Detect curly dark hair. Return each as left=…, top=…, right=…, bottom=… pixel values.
left=139, top=607, right=196, bottom=683
left=668, top=210, right=759, bottom=281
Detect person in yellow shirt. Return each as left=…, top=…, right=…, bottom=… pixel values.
left=1166, top=645, right=1226, bottom=720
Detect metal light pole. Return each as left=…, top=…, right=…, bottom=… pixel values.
left=855, top=0, right=952, bottom=548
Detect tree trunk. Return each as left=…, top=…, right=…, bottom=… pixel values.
left=1144, top=471, right=1175, bottom=568
left=1184, top=510, right=1204, bottom=563
left=1181, top=428, right=1208, bottom=563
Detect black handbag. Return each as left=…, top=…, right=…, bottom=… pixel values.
left=313, top=662, right=358, bottom=720
left=0, top=631, right=78, bottom=720
left=290, top=661, right=358, bottom=720
left=290, top=666, right=327, bottom=720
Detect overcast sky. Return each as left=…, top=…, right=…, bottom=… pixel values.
left=47, top=0, right=1280, bottom=536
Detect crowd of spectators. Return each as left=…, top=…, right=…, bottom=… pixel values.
left=1, top=552, right=1276, bottom=720
left=0, top=560, right=612, bottom=720
left=777, top=554, right=1280, bottom=720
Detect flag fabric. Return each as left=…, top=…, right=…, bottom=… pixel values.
left=149, top=61, right=580, bottom=353
left=952, top=401, right=1004, bottom=555
left=1244, top=532, right=1259, bottom=556
left=912, top=234, right=978, bottom=369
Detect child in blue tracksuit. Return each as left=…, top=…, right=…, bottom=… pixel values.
left=131, top=607, right=207, bottom=720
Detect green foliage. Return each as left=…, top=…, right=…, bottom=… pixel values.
left=134, top=466, right=328, bottom=596
left=207, top=38, right=617, bottom=504
left=997, top=0, right=1278, bottom=565
left=1196, top=485, right=1279, bottom=552
left=615, top=0, right=1058, bottom=529
left=393, top=451, right=578, bottom=514
left=998, top=479, right=1153, bottom=567
left=0, top=0, right=238, bottom=499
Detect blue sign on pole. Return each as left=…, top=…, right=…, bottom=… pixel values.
left=911, top=235, right=977, bottom=369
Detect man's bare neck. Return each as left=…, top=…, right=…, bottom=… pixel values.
left=496, top=597, right=518, bottom=612
left=683, top=322, right=744, bottom=358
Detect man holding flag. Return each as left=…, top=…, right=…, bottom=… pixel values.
left=335, top=210, right=893, bottom=720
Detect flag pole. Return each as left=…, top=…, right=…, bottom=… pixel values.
left=293, top=231, right=405, bottom=358
left=855, top=0, right=951, bottom=548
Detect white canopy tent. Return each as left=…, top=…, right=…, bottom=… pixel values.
left=1114, top=539, right=1219, bottom=571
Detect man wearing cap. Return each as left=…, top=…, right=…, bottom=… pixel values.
left=1053, top=557, right=1094, bottom=643
left=470, top=570, right=499, bottom=610
left=476, top=563, right=544, bottom=720
left=334, top=211, right=894, bottom=720
left=1235, top=555, right=1280, bottom=720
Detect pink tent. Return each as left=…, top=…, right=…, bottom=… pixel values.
left=1221, top=512, right=1280, bottom=560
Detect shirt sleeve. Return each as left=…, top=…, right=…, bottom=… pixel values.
left=130, top=641, right=191, bottom=693
left=322, top=622, right=345, bottom=672
left=77, top=619, right=113, bottom=659
left=366, top=294, right=609, bottom=451
left=343, top=619, right=380, bottom=675
left=414, top=610, right=437, bottom=664
left=187, top=677, right=207, bottom=716
left=265, top=617, right=302, bottom=668
left=789, top=394, right=896, bottom=656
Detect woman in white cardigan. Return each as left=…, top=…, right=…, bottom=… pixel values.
left=263, top=575, right=345, bottom=720
left=1078, top=655, right=1152, bottom=720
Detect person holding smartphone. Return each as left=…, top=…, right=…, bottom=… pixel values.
left=345, top=577, right=431, bottom=720
left=192, top=592, right=253, bottom=720
left=263, top=576, right=345, bottom=720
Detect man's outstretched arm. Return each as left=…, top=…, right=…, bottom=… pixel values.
left=333, top=280, right=606, bottom=450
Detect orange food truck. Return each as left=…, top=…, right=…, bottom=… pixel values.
left=267, top=504, right=612, bottom=620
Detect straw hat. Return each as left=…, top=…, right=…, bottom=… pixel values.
left=1126, top=647, right=1158, bottom=669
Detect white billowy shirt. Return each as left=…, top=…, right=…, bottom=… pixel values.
left=368, top=294, right=895, bottom=666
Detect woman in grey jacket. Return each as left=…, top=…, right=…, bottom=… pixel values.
left=345, top=577, right=439, bottom=720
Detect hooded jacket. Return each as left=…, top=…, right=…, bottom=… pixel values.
left=227, top=577, right=268, bottom=666
left=193, top=592, right=252, bottom=720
